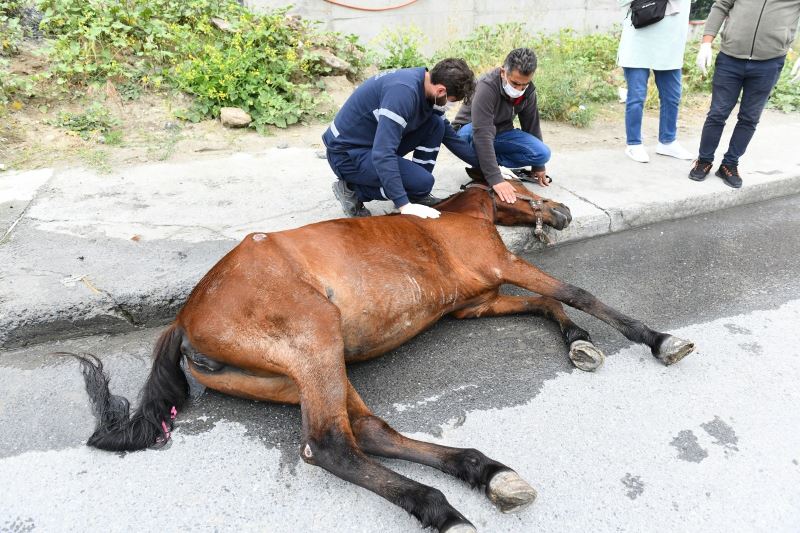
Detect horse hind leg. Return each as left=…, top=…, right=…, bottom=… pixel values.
left=290, top=348, right=476, bottom=532
left=452, top=294, right=605, bottom=371
left=186, top=329, right=475, bottom=529
left=500, top=256, right=695, bottom=365
left=212, top=288, right=476, bottom=532
left=346, top=383, right=537, bottom=515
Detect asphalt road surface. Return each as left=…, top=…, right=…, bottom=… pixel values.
left=2, top=194, right=800, bottom=533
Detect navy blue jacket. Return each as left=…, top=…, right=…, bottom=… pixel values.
left=322, top=67, right=478, bottom=207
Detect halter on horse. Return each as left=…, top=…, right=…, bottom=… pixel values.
left=461, top=180, right=553, bottom=245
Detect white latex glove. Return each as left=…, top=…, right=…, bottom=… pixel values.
left=791, top=58, right=800, bottom=83
left=498, top=166, right=518, bottom=180
left=399, top=203, right=440, bottom=219
left=696, top=42, right=713, bottom=75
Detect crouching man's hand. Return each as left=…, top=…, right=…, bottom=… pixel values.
left=532, top=167, right=551, bottom=187
left=492, top=180, right=517, bottom=204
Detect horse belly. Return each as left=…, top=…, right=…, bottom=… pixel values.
left=186, top=359, right=299, bottom=404
left=336, top=278, right=472, bottom=362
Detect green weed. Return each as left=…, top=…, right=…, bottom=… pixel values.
left=49, top=102, right=121, bottom=141
left=143, top=129, right=182, bottom=161
left=35, top=0, right=368, bottom=130
left=0, top=0, right=24, bottom=55
left=0, top=0, right=32, bottom=105
left=431, top=23, right=532, bottom=74
left=78, top=147, right=112, bottom=173
left=768, top=54, right=800, bottom=113
left=171, top=8, right=322, bottom=131
left=373, top=25, right=427, bottom=69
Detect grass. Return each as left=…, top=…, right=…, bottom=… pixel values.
left=143, top=128, right=183, bottom=161
left=1, top=10, right=798, bottom=173
left=78, top=147, right=112, bottom=173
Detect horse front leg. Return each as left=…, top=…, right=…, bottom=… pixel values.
left=345, top=383, right=537, bottom=515
left=452, top=294, right=606, bottom=371
left=499, top=256, right=695, bottom=365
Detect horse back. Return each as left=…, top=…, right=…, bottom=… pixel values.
left=179, top=213, right=511, bottom=364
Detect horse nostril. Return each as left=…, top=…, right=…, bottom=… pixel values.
left=557, top=205, right=572, bottom=225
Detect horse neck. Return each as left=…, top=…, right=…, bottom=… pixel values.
left=438, top=188, right=495, bottom=221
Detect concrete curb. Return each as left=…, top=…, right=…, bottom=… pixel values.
left=4, top=170, right=799, bottom=350
left=501, top=169, right=800, bottom=253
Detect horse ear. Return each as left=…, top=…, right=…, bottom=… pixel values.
left=465, top=167, right=485, bottom=181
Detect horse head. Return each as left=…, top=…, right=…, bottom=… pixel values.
left=438, top=167, right=572, bottom=242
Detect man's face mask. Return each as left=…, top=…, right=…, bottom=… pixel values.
left=501, top=70, right=529, bottom=98
left=432, top=90, right=456, bottom=113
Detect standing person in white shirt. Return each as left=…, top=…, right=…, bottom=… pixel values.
left=617, top=0, right=693, bottom=163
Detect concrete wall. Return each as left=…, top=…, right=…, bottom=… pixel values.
left=245, top=0, right=623, bottom=53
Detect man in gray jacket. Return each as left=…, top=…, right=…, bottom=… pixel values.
left=689, top=0, right=800, bottom=188
left=452, top=48, right=550, bottom=204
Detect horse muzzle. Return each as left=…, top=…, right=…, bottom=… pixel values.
left=548, top=203, right=572, bottom=231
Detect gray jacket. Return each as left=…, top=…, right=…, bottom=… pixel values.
left=452, top=68, right=543, bottom=186
left=704, top=0, right=800, bottom=60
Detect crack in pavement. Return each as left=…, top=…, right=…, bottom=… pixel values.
left=558, top=184, right=614, bottom=233
left=25, top=218, right=235, bottom=241
left=233, top=199, right=340, bottom=225
left=1, top=170, right=58, bottom=245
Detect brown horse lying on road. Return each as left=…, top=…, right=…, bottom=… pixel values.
left=68, top=170, right=694, bottom=533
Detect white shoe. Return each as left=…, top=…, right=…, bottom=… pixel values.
left=656, top=141, right=693, bottom=160
left=624, top=144, right=650, bottom=163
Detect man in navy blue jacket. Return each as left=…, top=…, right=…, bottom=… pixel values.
left=323, top=58, right=481, bottom=218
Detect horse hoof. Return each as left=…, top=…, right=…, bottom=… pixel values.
left=486, top=469, right=537, bottom=513
left=655, top=335, right=695, bottom=366
left=442, top=523, right=477, bottom=533
left=569, top=340, right=605, bottom=372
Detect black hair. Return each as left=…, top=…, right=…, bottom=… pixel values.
left=503, top=47, right=538, bottom=76
left=430, top=58, right=476, bottom=102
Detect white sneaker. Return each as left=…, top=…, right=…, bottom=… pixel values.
left=656, top=141, right=693, bottom=160
left=624, top=144, right=650, bottom=163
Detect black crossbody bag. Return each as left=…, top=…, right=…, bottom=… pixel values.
left=630, top=0, right=669, bottom=29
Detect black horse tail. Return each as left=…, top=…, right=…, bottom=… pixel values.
left=62, top=324, right=188, bottom=452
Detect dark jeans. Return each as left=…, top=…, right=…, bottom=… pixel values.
left=326, top=115, right=445, bottom=202
left=698, top=52, right=785, bottom=166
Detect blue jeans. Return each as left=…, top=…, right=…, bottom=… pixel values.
left=326, top=115, right=445, bottom=202
left=456, top=124, right=551, bottom=169
left=698, top=52, right=785, bottom=166
left=623, top=67, right=682, bottom=145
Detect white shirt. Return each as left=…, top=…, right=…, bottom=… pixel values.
left=617, top=0, right=691, bottom=71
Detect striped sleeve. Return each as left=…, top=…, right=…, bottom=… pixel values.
left=372, top=85, right=417, bottom=207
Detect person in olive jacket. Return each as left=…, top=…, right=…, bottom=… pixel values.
left=452, top=48, right=550, bottom=204
left=689, top=0, right=800, bottom=188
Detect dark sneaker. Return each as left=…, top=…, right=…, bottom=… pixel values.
left=689, top=159, right=713, bottom=181
left=509, top=167, right=531, bottom=179
left=332, top=180, right=371, bottom=217
left=410, top=193, right=444, bottom=207
left=715, top=163, right=742, bottom=189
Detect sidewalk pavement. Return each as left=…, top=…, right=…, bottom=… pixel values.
left=2, top=111, right=799, bottom=349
